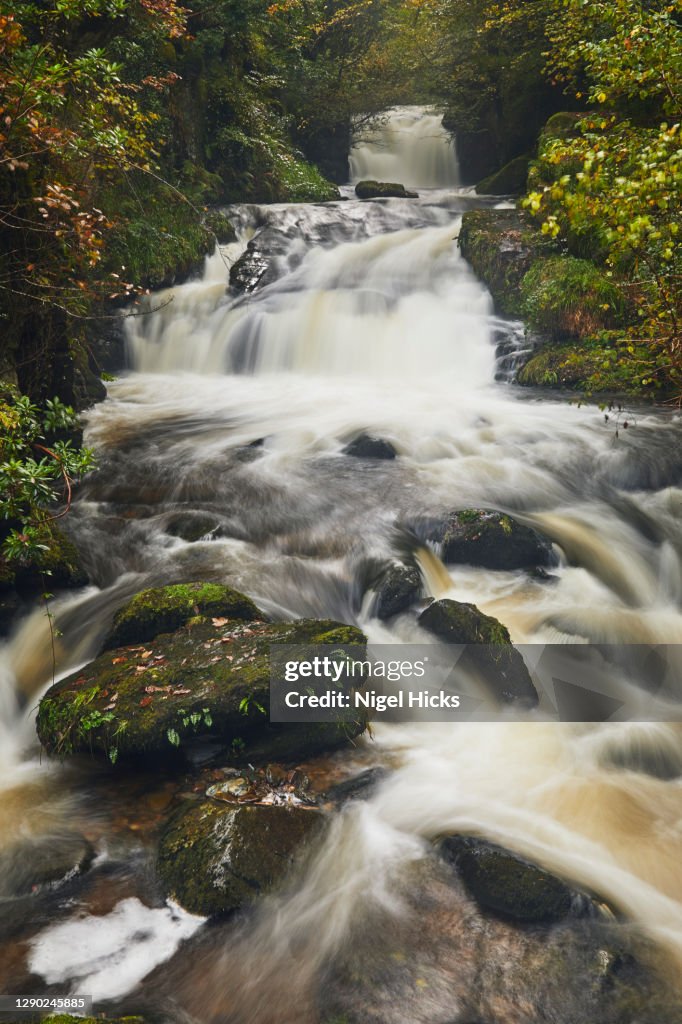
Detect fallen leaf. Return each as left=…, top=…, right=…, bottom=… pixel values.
left=212, top=617, right=229, bottom=627
left=112, top=657, right=126, bottom=665
left=135, top=665, right=147, bottom=673
left=141, top=649, right=153, bottom=659
left=139, top=696, right=153, bottom=708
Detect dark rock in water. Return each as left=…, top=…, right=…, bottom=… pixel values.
left=440, top=836, right=588, bottom=923
left=324, top=767, right=387, bottom=805
left=354, top=180, right=419, bottom=200
left=104, top=581, right=263, bottom=649
left=158, top=799, right=323, bottom=915
left=451, top=126, right=498, bottom=184
left=343, top=434, right=396, bottom=459
left=371, top=563, right=422, bottom=619
left=442, top=509, right=553, bottom=570
left=229, top=243, right=271, bottom=293
left=38, top=612, right=367, bottom=763
left=418, top=599, right=538, bottom=706
left=0, top=833, right=94, bottom=898
left=164, top=513, right=224, bottom=543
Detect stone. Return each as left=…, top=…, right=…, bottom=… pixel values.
left=37, top=615, right=368, bottom=763
left=417, top=599, right=538, bottom=706
left=354, top=180, right=419, bottom=200
left=440, top=836, right=587, bottom=923
left=104, top=582, right=263, bottom=649
left=371, top=563, right=422, bottom=619
left=157, top=799, right=324, bottom=916
left=442, top=509, right=553, bottom=571
left=343, top=434, right=396, bottom=460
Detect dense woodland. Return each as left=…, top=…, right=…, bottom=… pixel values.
left=0, top=0, right=681, bottom=577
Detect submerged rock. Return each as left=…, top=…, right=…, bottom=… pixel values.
left=440, top=836, right=586, bottom=923
left=442, top=509, right=553, bottom=570
left=343, top=434, right=396, bottom=459
left=37, top=612, right=367, bottom=764
left=354, top=180, right=418, bottom=200
left=418, top=598, right=537, bottom=706
left=104, top=582, right=262, bottom=649
left=370, top=563, right=422, bottom=619
left=157, top=799, right=323, bottom=916
left=0, top=833, right=94, bottom=898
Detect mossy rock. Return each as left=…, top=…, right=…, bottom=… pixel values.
left=517, top=334, right=658, bottom=395
left=418, top=599, right=537, bottom=706
left=354, top=180, right=418, bottom=200
left=104, top=582, right=262, bottom=649
left=37, top=616, right=367, bottom=763
left=475, top=154, right=531, bottom=196
left=521, top=256, right=626, bottom=341
left=442, top=509, right=553, bottom=571
left=458, top=209, right=555, bottom=317
left=371, top=563, right=422, bottom=620
left=157, top=799, right=324, bottom=916
left=441, top=836, right=587, bottom=923
left=6, top=522, right=88, bottom=594
left=539, top=110, right=585, bottom=143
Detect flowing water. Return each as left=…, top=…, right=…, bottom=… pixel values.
left=1, top=105, right=682, bottom=1022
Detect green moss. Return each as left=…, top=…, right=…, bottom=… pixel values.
left=475, top=154, right=530, bottom=195
left=458, top=209, right=557, bottom=316
left=521, top=256, right=626, bottom=340
left=518, top=333, right=661, bottom=396
left=37, top=616, right=368, bottom=763
left=105, top=581, right=263, bottom=648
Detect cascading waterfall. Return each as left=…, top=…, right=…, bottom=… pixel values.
left=1, top=107, right=682, bottom=1021
left=349, top=105, right=460, bottom=187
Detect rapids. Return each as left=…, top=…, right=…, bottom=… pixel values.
left=1, top=106, right=682, bottom=1022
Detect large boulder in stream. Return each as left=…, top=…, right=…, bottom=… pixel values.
left=440, top=836, right=588, bottom=923
left=37, top=596, right=367, bottom=763
left=103, top=582, right=261, bottom=649
left=441, top=509, right=554, bottom=570
left=354, top=180, right=419, bottom=200
left=158, top=799, right=323, bottom=916
left=418, top=598, right=538, bottom=706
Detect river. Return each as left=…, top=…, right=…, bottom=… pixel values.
left=1, top=106, right=682, bottom=1023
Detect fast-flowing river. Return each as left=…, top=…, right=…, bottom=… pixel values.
left=1, top=106, right=682, bottom=1023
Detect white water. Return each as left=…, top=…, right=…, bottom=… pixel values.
left=350, top=106, right=459, bottom=187
left=1, top=107, right=682, bottom=1019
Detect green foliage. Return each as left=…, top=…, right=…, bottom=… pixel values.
left=524, top=0, right=682, bottom=396
left=0, top=390, right=94, bottom=569
left=521, top=256, right=626, bottom=339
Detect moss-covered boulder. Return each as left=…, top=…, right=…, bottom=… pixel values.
left=475, top=154, right=530, bottom=195
left=1, top=522, right=88, bottom=595
left=517, top=333, right=656, bottom=395
left=157, top=799, right=323, bottom=916
left=521, top=256, right=626, bottom=341
left=37, top=616, right=367, bottom=763
left=104, top=582, right=262, bottom=649
left=354, top=180, right=418, bottom=200
left=442, top=509, right=553, bottom=570
left=458, top=209, right=555, bottom=317
left=418, top=599, right=537, bottom=706
left=440, top=836, right=588, bottom=923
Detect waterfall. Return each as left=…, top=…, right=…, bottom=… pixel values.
left=349, top=106, right=459, bottom=187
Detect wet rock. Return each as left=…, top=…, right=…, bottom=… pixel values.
left=371, top=563, right=422, bottom=619
left=104, top=582, right=263, bottom=649
left=0, top=833, right=95, bottom=898
left=475, top=154, right=531, bottom=195
left=6, top=522, right=89, bottom=595
left=324, top=767, right=387, bottom=805
left=37, top=617, right=367, bottom=763
left=442, top=509, right=553, bottom=571
left=164, top=513, right=224, bottom=542
left=343, top=434, right=396, bottom=459
left=354, top=180, right=419, bottom=200
left=157, top=799, right=324, bottom=916
left=418, top=599, right=537, bottom=706
left=229, top=243, right=271, bottom=293
left=440, top=836, right=587, bottom=923
left=458, top=209, right=555, bottom=317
